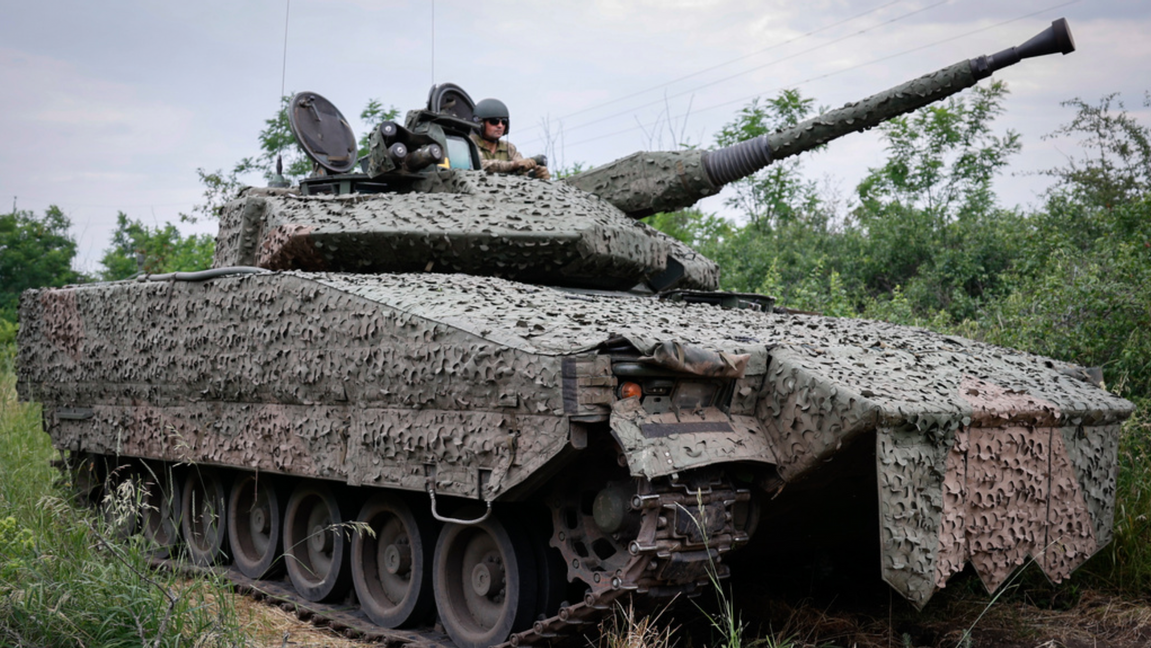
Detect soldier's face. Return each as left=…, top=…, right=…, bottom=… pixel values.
left=483, top=119, right=506, bottom=140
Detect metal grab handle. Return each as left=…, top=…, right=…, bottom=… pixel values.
left=427, top=485, right=492, bottom=525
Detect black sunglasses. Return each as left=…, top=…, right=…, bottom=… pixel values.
left=484, top=117, right=508, bottom=127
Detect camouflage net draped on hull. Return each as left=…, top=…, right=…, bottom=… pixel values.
left=17, top=271, right=1132, bottom=610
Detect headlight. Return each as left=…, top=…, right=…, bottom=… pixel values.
left=672, top=382, right=719, bottom=410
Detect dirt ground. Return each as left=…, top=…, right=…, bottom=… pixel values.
left=723, top=590, right=1151, bottom=648
left=228, top=584, right=1151, bottom=648
left=232, top=595, right=366, bottom=648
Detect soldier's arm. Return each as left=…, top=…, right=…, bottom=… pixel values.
left=482, top=158, right=519, bottom=174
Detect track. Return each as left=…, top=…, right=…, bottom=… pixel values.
left=158, top=559, right=458, bottom=646
left=149, top=471, right=752, bottom=648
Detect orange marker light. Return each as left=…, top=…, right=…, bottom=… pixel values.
left=619, top=382, right=643, bottom=399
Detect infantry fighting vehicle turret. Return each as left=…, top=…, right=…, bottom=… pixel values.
left=17, top=18, right=1133, bottom=648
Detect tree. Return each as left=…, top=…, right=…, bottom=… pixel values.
left=856, top=81, right=1021, bottom=221
left=713, top=89, right=823, bottom=231
left=1021, top=93, right=1151, bottom=258
left=99, top=212, right=215, bottom=281
left=644, top=208, right=734, bottom=257
left=0, top=206, right=81, bottom=322
left=1042, top=93, right=1151, bottom=211
left=184, top=96, right=398, bottom=223
left=643, top=90, right=841, bottom=302
left=972, top=92, right=1151, bottom=399
left=846, top=81, right=1025, bottom=319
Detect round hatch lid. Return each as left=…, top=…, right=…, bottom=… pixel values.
left=426, top=82, right=477, bottom=123
left=287, top=92, right=358, bottom=174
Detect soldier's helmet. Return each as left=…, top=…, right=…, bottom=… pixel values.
left=473, top=98, right=510, bottom=135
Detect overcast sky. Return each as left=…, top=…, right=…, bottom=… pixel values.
left=2, top=0, right=1148, bottom=273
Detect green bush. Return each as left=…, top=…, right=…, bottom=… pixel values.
left=1085, top=401, right=1151, bottom=594
left=963, top=239, right=1151, bottom=399
left=0, top=320, right=15, bottom=375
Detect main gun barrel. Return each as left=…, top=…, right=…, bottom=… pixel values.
left=564, top=18, right=1075, bottom=218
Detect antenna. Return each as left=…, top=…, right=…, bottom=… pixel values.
left=431, top=0, right=435, bottom=87
left=271, top=0, right=293, bottom=189
left=280, top=0, right=290, bottom=99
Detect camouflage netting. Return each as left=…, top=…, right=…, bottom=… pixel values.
left=213, top=171, right=719, bottom=291
left=766, top=60, right=977, bottom=161
left=561, top=150, right=717, bottom=218
left=18, top=271, right=1133, bottom=608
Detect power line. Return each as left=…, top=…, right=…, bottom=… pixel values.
left=517, top=0, right=948, bottom=147
left=551, top=1, right=1079, bottom=152
left=515, top=0, right=909, bottom=137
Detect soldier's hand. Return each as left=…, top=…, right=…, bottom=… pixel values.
left=533, top=166, right=551, bottom=181
left=513, top=158, right=537, bottom=172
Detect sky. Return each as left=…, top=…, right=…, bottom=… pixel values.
left=2, top=0, right=1148, bottom=274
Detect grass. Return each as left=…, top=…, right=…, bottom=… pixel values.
left=0, top=353, right=249, bottom=647
left=596, top=601, right=679, bottom=648
left=1081, top=397, right=1151, bottom=595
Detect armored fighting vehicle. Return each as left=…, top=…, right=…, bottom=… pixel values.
left=17, top=18, right=1133, bottom=648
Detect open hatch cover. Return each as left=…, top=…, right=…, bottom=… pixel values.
left=287, top=92, right=358, bottom=174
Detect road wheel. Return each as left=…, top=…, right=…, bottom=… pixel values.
left=351, top=493, right=437, bottom=628
left=227, top=473, right=283, bottom=579
left=433, top=512, right=537, bottom=648
left=284, top=482, right=352, bottom=602
left=141, top=466, right=181, bottom=558
left=181, top=468, right=230, bottom=566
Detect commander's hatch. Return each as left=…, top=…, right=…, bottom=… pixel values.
left=288, top=91, right=390, bottom=196
left=287, top=92, right=359, bottom=175
left=415, top=82, right=483, bottom=170
left=288, top=91, right=450, bottom=196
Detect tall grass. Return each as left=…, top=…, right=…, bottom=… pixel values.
left=1081, top=399, right=1151, bottom=595
left=596, top=601, right=679, bottom=648
left=0, top=347, right=247, bottom=647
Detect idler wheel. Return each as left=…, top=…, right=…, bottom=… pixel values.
left=433, top=513, right=537, bottom=648
left=227, top=474, right=284, bottom=579
left=181, top=468, right=230, bottom=566
left=284, top=482, right=352, bottom=602
left=141, top=466, right=182, bottom=558
left=351, top=494, right=437, bottom=628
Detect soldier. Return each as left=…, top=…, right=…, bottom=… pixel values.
left=471, top=98, right=551, bottom=180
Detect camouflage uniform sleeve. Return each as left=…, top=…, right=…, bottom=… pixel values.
left=507, top=141, right=524, bottom=163
left=482, top=141, right=525, bottom=174
left=471, top=133, right=511, bottom=173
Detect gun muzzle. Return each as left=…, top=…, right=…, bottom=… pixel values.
left=971, top=18, right=1075, bottom=79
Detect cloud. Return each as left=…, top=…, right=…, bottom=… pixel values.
left=0, top=48, right=195, bottom=169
